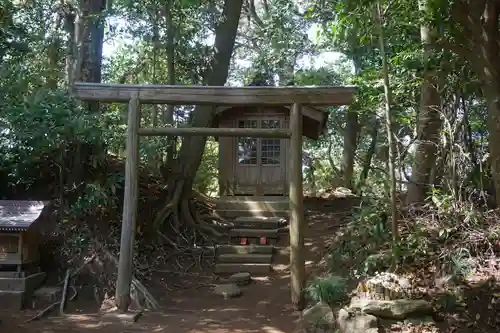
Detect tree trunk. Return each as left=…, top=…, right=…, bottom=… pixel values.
left=79, top=0, right=106, bottom=87
left=341, top=109, right=358, bottom=189
left=46, top=13, right=62, bottom=89
left=341, top=53, right=361, bottom=189
left=151, top=0, right=160, bottom=127
left=406, top=0, right=442, bottom=205
left=153, top=0, right=243, bottom=240
left=486, top=90, right=500, bottom=207
left=357, top=118, right=378, bottom=191
left=441, top=0, right=500, bottom=205
left=479, top=2, right=500, bottom=207
left=67, top=0, right=107, bottom=191
left=376, top=1, right=398, bottom=242
left=165, top=0, right=177, bottom=168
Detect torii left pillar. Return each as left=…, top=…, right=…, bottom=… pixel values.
left=115, top=93, right=140, bottom=312
left=289, top=102, right=306, bottom=311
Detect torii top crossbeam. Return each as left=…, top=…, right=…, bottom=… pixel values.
left=72, top=82, right=357, bottom=106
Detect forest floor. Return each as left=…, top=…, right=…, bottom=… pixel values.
left=2, top=197, right=353, bottom=333
left=3, top=196, right=500, bottom=333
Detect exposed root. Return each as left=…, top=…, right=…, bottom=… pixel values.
left=153, top=181, right=226, bottom=252
left=184, top=199, right=223, bottom=238
left=191, top=189, right=217, bottom=206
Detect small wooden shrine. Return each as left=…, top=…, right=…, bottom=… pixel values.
left=213, top=105, right=329, bottom=196
left=0, top=200, right=47, bottom=309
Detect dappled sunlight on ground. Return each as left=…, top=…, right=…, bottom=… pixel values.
left=5, top=198, right=354, bottom=333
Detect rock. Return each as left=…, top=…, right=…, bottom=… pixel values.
left=338, top=308, right=381, bottom=333
left=213, top=284, right=242, bottom=299
left=357, top=272, right=411, bottom=300
left=333, top=187, right=356, bottom=198
left=101, top=311, right=142, bottom=323
left=465, top=274, right=494, bottom=288
left=349, top=298, right=432, bottom=320
left=301, top=302, right=335, bottom=332
left=229, top=272, right=251, bottom=286
left=403, top=316, right=435, bottom=326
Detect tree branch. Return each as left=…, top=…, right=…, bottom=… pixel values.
left=242, top=0, right=264, bottom=28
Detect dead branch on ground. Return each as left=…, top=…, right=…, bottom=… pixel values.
left=59, top=269, right=71, bottom=315
left=24, top=285, right=77, bottom=323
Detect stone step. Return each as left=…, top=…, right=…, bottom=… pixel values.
left=230, top=228, right=279, bottom=239
left=214, top=263, right=272, bottom=275
left=0, top=290, right=25, bottom=310
left=215, top=209, right=289, bottom=219
left=218, top=253, right=273, bottom=264
left=217, top=198, right=289, bottom=211
left=231, top=216, right=287, bottom=229
left=0, top=272, right=46, bottom=292
left=216, top=244, right=274, bottom=255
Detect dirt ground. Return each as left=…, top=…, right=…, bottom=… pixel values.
left=3, top=198, right=354, bottom=333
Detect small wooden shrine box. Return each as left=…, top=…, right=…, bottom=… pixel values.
left=0, top=200, right=46, bottom=272
left=0, top=200, right=47, bottom=309
left=212, top=105, right=329, bottom=196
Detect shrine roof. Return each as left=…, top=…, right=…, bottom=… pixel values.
left=0, top=200, right=47, bottom=232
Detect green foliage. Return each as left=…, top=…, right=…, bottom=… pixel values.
left=326, top=200, right=394, bottom=278
left=0, top=80, right=101, bottom=184
left=69, top=182, right=120, bottom=217
left=352, top=199, right=390, bottom=244
left=445, top=248, right=474, bottom=280
left=1, top=0, right=496, bottom=267
left=325, top=188, right=497, bottom=290
left=306, top=275, right=348, bottom=305
left=362, top=252, right=392, bottom=276
left=194, top=139, right=219, bottom=196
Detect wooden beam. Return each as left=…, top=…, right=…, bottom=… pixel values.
left=138, top=127, right=291, bottom=138
left=115, top=93, right=140, bottom=313
left=72, top=82, right=356, bottom=106
left=289, top=103, right=305, bottom=311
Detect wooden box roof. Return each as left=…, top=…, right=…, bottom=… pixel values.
left=0, top=200, right=47, bottom=232
left=213, top=105, right=330, bottom=140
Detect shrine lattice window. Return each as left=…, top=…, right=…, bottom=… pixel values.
left=261, top=120, right=281, bottom=165
left=237, top=120, right=258, bottom=165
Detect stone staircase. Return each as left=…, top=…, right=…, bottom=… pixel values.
left=213, top=197, right=289, bottom=276
left=214, top=196, right=289, bottom=219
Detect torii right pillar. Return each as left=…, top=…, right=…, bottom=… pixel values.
left=289, top=102, right=306, bottom=311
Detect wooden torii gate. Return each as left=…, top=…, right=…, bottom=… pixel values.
left=72, top=82, right=356, bottom=312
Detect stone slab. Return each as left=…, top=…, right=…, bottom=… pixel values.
left=216, top=244, right=274, bottom=255
left=218, top=253, right=273, bottom=264
left=229, top=228, right=279, bottom=238
left=101, top=311, right=142, bottom=323
left=214, top=263, right=272, bottom=275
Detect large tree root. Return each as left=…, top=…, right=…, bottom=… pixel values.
left=153, top=180, right=227, bottom=250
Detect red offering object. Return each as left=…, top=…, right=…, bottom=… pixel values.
left=259, top=237, right=267, bottom=245
left=240, top=237, right=248, bottom=245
